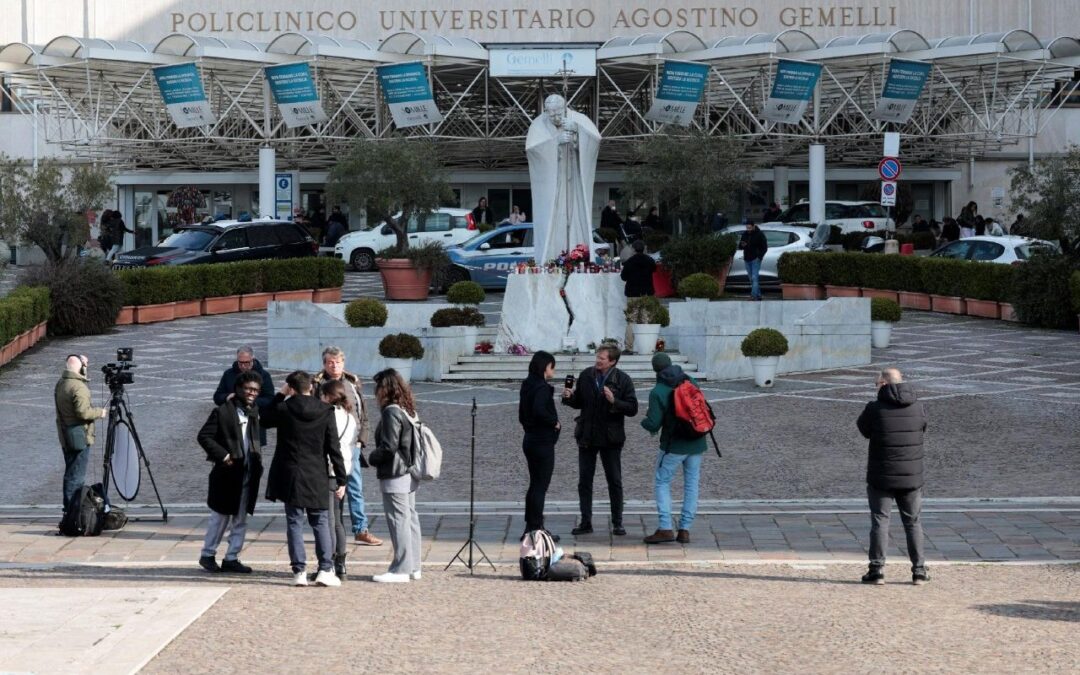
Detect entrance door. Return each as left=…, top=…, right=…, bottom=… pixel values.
left=486, top=187, right=532, bottom=224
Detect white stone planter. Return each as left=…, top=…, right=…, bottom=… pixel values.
left=384, top=357, right=415, bottom=383
left=871, top=321, right=893, bottom=349
left=749, top=356, right=780, bottom=388
left=631, top=323, right=662, bottom=355
left=462, top=326, right=479, bottom=352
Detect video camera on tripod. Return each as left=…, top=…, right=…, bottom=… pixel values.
left=101, top=347, right=136, bottom=390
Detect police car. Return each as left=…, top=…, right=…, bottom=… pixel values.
left=445, top=224, right=613, bottom=289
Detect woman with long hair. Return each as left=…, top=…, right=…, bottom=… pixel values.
left=319, top=379, right=356, bottom=581
left=366, top=369, right=423, bottom=583
left=519, top=351, right=561, bottom=540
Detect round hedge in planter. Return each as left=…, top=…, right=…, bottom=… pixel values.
left=677, top=273, right=721, bottom=299
left=378, top=333, right=425, bottom=360
left=446, top=281, right=485, bottom=305
left=345, top=297, right=388, bottom=327
left=740, top=328, right=789, bottom=357
left=430, top=307, right=485, bottom=327
left=624, top=296, right=670, bottom=327
left=870, top=297, right=902, bottom=323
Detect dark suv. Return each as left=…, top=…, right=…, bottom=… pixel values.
left=112, top=219, right=317, bottom=268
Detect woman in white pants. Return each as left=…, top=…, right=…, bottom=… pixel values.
left=320, top=379, right=357, bottom=581
left=367, top=369, right=422, bottom=583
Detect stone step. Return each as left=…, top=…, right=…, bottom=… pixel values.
left=440, top=370, right=707, bottom=382
left=447, top=361, right=700, bottom=373
left=454, top=353, right=693, bottom=364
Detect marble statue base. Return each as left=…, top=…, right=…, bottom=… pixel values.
left=496, top=272, right=626, bottom=353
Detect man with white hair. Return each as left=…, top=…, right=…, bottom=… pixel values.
left=214, top=345, right=275, bottom=445
left=54, top=354, right=107, bottom=513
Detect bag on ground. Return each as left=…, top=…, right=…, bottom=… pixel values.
left=519, top=529, right=557, bottom=580
left=407, top=419, right=443, bottom=481
left=570, top=551, right=598, bottom=577
left=670, top=380, right=715, bottom=440
left=59, top=485, right=105, bottom=537
left=546, top=558, right=589, bottom=582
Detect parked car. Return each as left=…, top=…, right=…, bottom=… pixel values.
left=719, top=224, right=817, bottom=287
left=928, top=235, right=1060, bottom=264
left=446, top=224, right=612, bottom=289
left=334, top=208, right=473, bottom=271
left=111, top=218, right=316, bottom=268
left=764, top=200, right=895, bottom=234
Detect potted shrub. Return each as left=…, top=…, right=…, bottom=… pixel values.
left=677, top=272, right=721, bottom=303
left=379, top=332, right=425, bottom=383
left=125, top=267, right=177, bottom=324
left=819, top=252, right=862, bottom=297
left=777, top=252, right=825, bottom=300
left=446, top=280, right=485, bottom=305
left=961, top=262, right=1003, bottom=319
left=659, top=234, right=738, bottom=290
left=313, top=258, right=346, bottom=303
left=920, top=258, right=967, bottom=315
left=896, top=256, right=931, bottom=310
left=234, top=260, right=273, bottom=311
left=860, top=255, right=903, bottom=303
left=870, top=297, right=902, bottom=348
left=377, top=241, right=451, bottom=301
left=171, top=266, right=203, bottom=319
left=740, top=327, right=789, bottom=388
left=269, top=259, right=316, bottom=302
left=344, top=297, right=388, bottom=327
left=201, top=264, right=243, bottom=314
left=624, top=296, right=670, bottom=356
left=430, top=306, right=485, bottom=351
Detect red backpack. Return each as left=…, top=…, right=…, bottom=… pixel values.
left=668, top=379, right=722, bottom=457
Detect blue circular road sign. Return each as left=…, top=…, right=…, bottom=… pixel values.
left=878, top=157, right=902, bottom=181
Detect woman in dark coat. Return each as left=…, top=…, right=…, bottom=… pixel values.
left=518, top=351, right=560, bottom=539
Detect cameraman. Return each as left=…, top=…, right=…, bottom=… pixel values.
left=54, top=355, right=107, bottom=514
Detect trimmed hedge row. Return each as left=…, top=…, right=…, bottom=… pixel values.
left=0, top=286, right=50, bottom=345
left=1072, top=271, right=1080, bottom=315
left=116, top=258, right=345, bottom=306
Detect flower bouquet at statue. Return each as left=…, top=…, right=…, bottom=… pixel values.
left=545, top=243, right=591, bottom=274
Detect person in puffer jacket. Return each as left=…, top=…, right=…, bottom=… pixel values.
left=856, top=368, right=929, bottom=586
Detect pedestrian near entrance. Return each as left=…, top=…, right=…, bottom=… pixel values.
left=214, top=346, right=274, bottom=445
left=738, top=220, right=768, bottom=301
left=856, top=368, right=929, bottom=586
left=196, top=371, right=265, bottom=574
left=600, top=200, right=623, bottom=232
left=54, top=355, right=108, bottom=513
left=620, top=240, right=657, bottom=352
left=508, top=204, right=527, bottom=225
left=471, top=197, right=495, bottom=227
left=640, top=353, right=707, bottom=544
left=262, top=371, right=347, bottom=588
left=319, top=379, right=357, bottom=581
left=561, top=345, right=638, bottom=536
left=519, top=351, right=561, bottom=538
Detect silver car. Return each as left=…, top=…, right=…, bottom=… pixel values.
left=719, top=224, right=816, bottom=287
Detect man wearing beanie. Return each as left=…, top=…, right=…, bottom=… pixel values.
left=640, top=352, right=708, bottom=544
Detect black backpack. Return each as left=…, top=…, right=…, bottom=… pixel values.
left=59, top=485, right=105, bottom=537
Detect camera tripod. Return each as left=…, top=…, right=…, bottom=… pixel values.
left=446, top=398, right=494, bottom=573
left=102, top=384, right=168, bottom=522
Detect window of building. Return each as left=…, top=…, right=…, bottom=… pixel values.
left=0, top=78, right=12, bottom=113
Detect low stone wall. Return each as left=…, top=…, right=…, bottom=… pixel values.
left=267, top=301, right=473, bottom=382
left=665, top=298, right=871, bottom=380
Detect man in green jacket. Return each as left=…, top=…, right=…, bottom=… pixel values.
left=640, top=352, right=707, bottom=544
left=54, top=355, right=107, bottom=512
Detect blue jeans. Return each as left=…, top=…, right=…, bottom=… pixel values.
left=346, top=450, right=368, bottom=533
left=654, top=450, right=704, bottom=531
left=284, top=504, right=333, bottom=573
left=62, top=426, right=91, bottom=511
left=745, top=258, right=762, bottom=299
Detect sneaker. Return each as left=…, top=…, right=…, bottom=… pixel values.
left=314, top=570, right=341, bottom=587
left=861, top=569, right=885, bottom=585
left=355, top=530, right=383, bottom=546
left=676, top=529, right=690, bottom=544
left=912, top=571, right=930, bottom=586
left=612, top=526, right=627, bottom=536
left=220, top=559, right=252, bottom=574
left=372, top=572, right=410, bottom=583
left=292, top=571, right=309, bottom=586
left=571, top=524, right=593, bottom=536
left=644, top=529, right=677, bottom=544
left=198, top=556, right=221, bottom=573
left=410, top=570, right=422, bottom=581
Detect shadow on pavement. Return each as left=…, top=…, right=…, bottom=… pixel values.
left=975, top=600, right=1080, bottom=623
left=602, top=567, right=863, bottom=586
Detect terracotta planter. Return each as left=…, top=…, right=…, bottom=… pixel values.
left=713, top=259, right=732, bottom=291
left=135, top=302, right=176, bottom=324
left=202, top=295, right=241, bottom=315
left=825, top=285, right=862, bottom=298
left=273, top=290, right=314, bottom=302
left=173, top=299, right=202, bottom=319
left=240, top=292, right=274, bottom=312
left=965, top=299, right=1000, bottom=320
left=16, top=331, right=29, bottom=354
left=0, top=341, right=14, bottom=366
left=781, top=283, right=825, bottom=300
left=861, top=288, right=899, bottom=303
left=999, top=302, right=1020, bottom=322
left=115, top=306, right=136, bottom=325
left=312, top=287, right=343, bottom=304
left=378, top=259, right=433, bottom=301
left=35, top=322, right=46, bottom=344
left=930, top=294, right=966, bottom=315
left=898, top=291, right=932, bottom=311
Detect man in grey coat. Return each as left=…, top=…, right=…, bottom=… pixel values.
left=856, top=368, right=929, bottom=586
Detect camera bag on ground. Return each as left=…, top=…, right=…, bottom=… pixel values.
left=519, top=529, right=557, bottom=580
left=546, top=557, right=588, bottom=582
left=570, top=551, right=598, bottom=577
left=407, top=418, right=443, bottom=481
left=90, top=483, right=127, bottom=531
left=59, top=484, right=105, bottom=537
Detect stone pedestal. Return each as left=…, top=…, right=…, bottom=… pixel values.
left=497, top=272, right=626, bottom=352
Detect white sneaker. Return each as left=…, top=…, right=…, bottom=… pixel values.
left=410, top=569, right=422, bottom=580
left=372, top=572, right=410, bottom=583
left=314, top=570, right=341, bottom=587
left=292, top=571, right=308, bottom=586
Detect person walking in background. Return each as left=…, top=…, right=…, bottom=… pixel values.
left=738, top=220, right=768, bottom=301
left=762, top=201, right=782, bottom=223
left=262, top=371, right=347, bottom=588
left=103, top=210, right=134, bottom=262
left=471, top=197, right=495, bottom=228
left=561, top=345, right=638, bottom=537
left=197, top=371, right=265, bottom=574
left=856, top=368, right=929, bottom=586
left=320, top=379, right=357, bottom=581
left=640, top=353, right=708, bottom=545
left=519, top=351, right=561, bottom=540
left=214, top=346, right=274, bottom=447
left=643, top=206, right=661, bottom=232
left=54, top=355, right=107, bottom=515
left=620, top=239, right=657, bottom=353
left=367, top=369, right=424, bottom=583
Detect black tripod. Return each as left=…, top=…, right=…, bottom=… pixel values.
left=446, top=398, right=494, bottom=573
left=102, top=384, right=168, bottom=522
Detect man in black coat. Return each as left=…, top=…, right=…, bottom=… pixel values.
left=620, top=240, right=657, bottom=353
left=262, top=370, right=347, bottom=587
left=197, top=372, right=265, bottom=574
left=561, top=345, right=638, bottom=536
left=214, top=345, right=274, bottom=445
left=600, top=200, right=623, bottom=232
left=856, top=368, right=929, bottom=586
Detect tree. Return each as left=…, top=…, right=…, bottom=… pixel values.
left=324, top=139, right=454, bottom=250
left=1009, top=145, right=1080, bottom=255
left=0, top=155, right=113, bottom=264
left=624, top=129, right=752, bottom=233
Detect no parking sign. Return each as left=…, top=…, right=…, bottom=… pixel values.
left=880, top=180, right=897, bottom=207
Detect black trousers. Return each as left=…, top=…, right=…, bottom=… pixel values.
left=522, top=437, right=555, bottom=532
left=578, top=444, right=623, bottom=527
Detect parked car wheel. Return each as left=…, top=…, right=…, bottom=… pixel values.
left=351, top=248, right=376, bottom=272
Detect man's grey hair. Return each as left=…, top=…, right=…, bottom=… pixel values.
left=65, top=355, right=83, bottom=372
left=236, top=345, right=255, bottom=358
left=322, top=346, right=345, bottom=361
left=879, top=368, right=903, bottom=384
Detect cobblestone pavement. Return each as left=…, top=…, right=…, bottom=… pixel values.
left=1, top=564, right=1076, bottom=673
